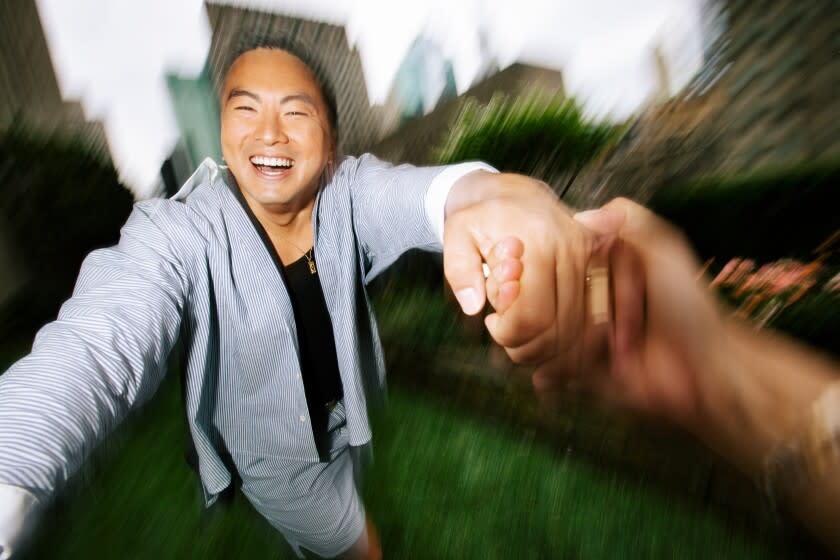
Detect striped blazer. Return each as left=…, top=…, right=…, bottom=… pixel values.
left=0, top=154, right=490, bottom=507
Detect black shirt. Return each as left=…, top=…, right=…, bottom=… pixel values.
left=284, top=251, right=344, bottom=405
left=284, top=250, right=344, bottom=460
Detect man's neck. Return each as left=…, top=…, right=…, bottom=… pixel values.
left=239, top=190, right=316, bottom=264
left=254, top=200, right=314, bottom=237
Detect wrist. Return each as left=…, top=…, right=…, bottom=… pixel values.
left=444, top=172, right=557, bottom=220
left=442, top=169, right=502, bottom=220
left=426, top=163, right=498, bottom=243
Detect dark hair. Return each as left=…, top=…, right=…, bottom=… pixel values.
left=222, top=32, right=339, bottom=140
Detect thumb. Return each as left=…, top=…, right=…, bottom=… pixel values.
left=443, top=212, right=491, bottom=315
left=575, top=197, right=677, bottom=246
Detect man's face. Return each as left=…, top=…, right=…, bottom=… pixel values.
left=220, top=48, right=334, bottom=212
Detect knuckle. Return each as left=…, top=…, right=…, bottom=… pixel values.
left=490, top=325, right=554, bottom=364
left=488, top=329, right=517, bottom=348
left=507, top=338, right=554, bottom=366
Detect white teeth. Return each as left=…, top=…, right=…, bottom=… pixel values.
left=250, top=156, right=293, bottom=168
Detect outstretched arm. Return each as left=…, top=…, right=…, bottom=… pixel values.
left=0, top=202, right=191, bottom=558
left=488, top=197, right=840, bottom=553
left=576, top=200, right=840, bottom=553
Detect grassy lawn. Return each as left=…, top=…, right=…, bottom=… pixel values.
left=1, top=341, right=792, bottom=559
left=365, top=395, right=789, bottom=559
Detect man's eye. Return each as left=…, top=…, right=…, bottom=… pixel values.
left=235, top=106, right=256, bottom=112
left=286, top=111, right=308, bottom=116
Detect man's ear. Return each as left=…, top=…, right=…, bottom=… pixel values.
left=327, top=140, right=337, bottom=166
left=322, top=145, right=338, bottom=183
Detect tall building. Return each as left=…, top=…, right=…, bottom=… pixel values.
left=163, top=67, right=224, bottom=192
left=700, top=0, right=839, bottom=171
left=0, top=0, right=110, bottom=164
left=0, top=0, right=115, bottom=307
left=376, top=38, right=459, bottom=137
left=570, top=0, right=840, bottom=206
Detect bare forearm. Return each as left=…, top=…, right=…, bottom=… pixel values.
left=696, top=320, right=839, bottom=549
left=699, top=321, right=831, bottom=469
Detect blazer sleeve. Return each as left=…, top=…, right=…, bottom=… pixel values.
left=347, top=153, right=496, bottom=281
left=0, top=200, right=192, bottom=505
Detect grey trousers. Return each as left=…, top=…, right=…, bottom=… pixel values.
left=233, top=401, right=369, bottom=558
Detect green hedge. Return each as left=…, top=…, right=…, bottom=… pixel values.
left=0, top=129, right=134, bottom=336
left=434, top=92, right=620, bottom=183
left=650, top=160, right=840, bottom=262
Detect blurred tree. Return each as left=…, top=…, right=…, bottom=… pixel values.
left=433, top=92, right=621, bottom=198
left=0, top=128, right=134, bottom=338
left=651, top=159, right=840, bottom=263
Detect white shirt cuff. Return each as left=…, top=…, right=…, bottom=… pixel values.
left=424, top=162, right=498, bottom=243
left=0, top=484, right=40, bottom=559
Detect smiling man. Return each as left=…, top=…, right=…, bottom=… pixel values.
left=0, top=34, right=599, bottom=559
left=222, top=48, right=336, bottom=250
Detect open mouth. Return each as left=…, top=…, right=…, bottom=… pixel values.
left=250, top=155, right=294, bottom=177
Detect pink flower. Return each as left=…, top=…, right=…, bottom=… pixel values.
left=711, top=258, right=740, bottom=287
left=732, top=259, right=756, bottom=283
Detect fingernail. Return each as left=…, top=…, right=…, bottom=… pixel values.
left=455, top=287, right=482, bottom=315
left=573, top=209, right=602, bottom=226
left=485, top=313, right=499, bottom=331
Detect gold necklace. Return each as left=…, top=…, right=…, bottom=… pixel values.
left=284, top=238, right=317, bottom=274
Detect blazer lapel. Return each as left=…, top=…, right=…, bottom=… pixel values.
left=216, top=169, right=298, bottom=338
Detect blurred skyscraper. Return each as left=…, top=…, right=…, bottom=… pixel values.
left=377, top=38, right=459, bottom=134
left=0, top=0, right=110, bottom=164
left=0, top=0, right=114, bottom=308
left=162, top=67, right=222, bottom=195
left=694, top=0, right=839, bottom=170
left=571, top=0, right=840, bottom=206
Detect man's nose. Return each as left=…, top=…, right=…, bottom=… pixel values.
left=255, top=110, right=289, bottom=145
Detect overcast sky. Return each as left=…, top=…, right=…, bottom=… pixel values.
left=35, top=0, right=704, bottom=197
